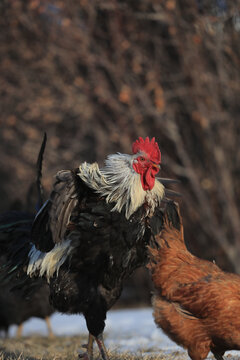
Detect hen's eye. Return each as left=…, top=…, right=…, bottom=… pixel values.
left=139, top=157, right=145, bottom=161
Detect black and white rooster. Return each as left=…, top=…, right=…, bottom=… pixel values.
left=2, top=137, right=179, bottom=359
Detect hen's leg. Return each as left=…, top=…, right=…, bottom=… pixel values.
left=45, top=316, right=54, bottom=338
left=79, top=333, right=94, bottom=360
left=16, top=323, right=23, bottom=337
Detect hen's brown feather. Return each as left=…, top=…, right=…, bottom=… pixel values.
left=148, top=204, right=240, bottom=360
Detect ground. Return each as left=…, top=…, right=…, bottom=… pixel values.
left=0, top=309, right=239, bottom=360
left=0, top=336, right=186, bottom=360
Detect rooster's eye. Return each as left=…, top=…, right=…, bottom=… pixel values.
left=139, top=157, right=145, bottom=162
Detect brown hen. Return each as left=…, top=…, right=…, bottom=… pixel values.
left=148, top=203, right=240, bottom=360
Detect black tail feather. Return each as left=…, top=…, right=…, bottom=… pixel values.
left=36, top=132, right=47, bottom=210
left=26, top=132, right=47, bottom=213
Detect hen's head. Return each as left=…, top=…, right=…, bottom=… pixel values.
left=132, top=137, right=161, bottom=191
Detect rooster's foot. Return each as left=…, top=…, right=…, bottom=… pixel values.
left=78, top=333, right=94, bottom=360
left=95, top=333, right=109, bottom=360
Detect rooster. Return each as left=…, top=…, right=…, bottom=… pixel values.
left=148, top=203, right=240, bottom=360
left=0, top=134, right=54, bottom=337
left=2, top=137, right=179, bottom=359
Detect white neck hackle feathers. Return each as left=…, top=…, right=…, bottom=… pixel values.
left=78, top=153, right=165, bottom=219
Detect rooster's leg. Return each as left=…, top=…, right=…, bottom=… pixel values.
left=212, top=351, right=224, bottom=360
left=95, top=333, right=109, bottom=360
left=214, top=356, right=224, bottom=360
left=79, top=333, right=94, bottom=360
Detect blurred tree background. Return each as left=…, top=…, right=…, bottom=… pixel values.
left=0, top=0, right=240, bottom=306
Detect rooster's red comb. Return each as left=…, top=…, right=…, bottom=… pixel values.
left=132, top=137, right=161, bottom=164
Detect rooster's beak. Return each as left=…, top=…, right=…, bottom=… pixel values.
left=152, top=164, right=160, bottom=171
left=157, top=178, right=180, bottom=185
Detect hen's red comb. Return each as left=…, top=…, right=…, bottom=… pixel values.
left=132, top=137, right=161, bottom=164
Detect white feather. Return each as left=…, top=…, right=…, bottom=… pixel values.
left=27, top=240, right=74, bottom=282
left=78, top=153, right=165, bottom=219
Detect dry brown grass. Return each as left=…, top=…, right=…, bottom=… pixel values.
left=1, top=335, right=239, bottom=360
left=0, top=335, right=187, bottom=360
